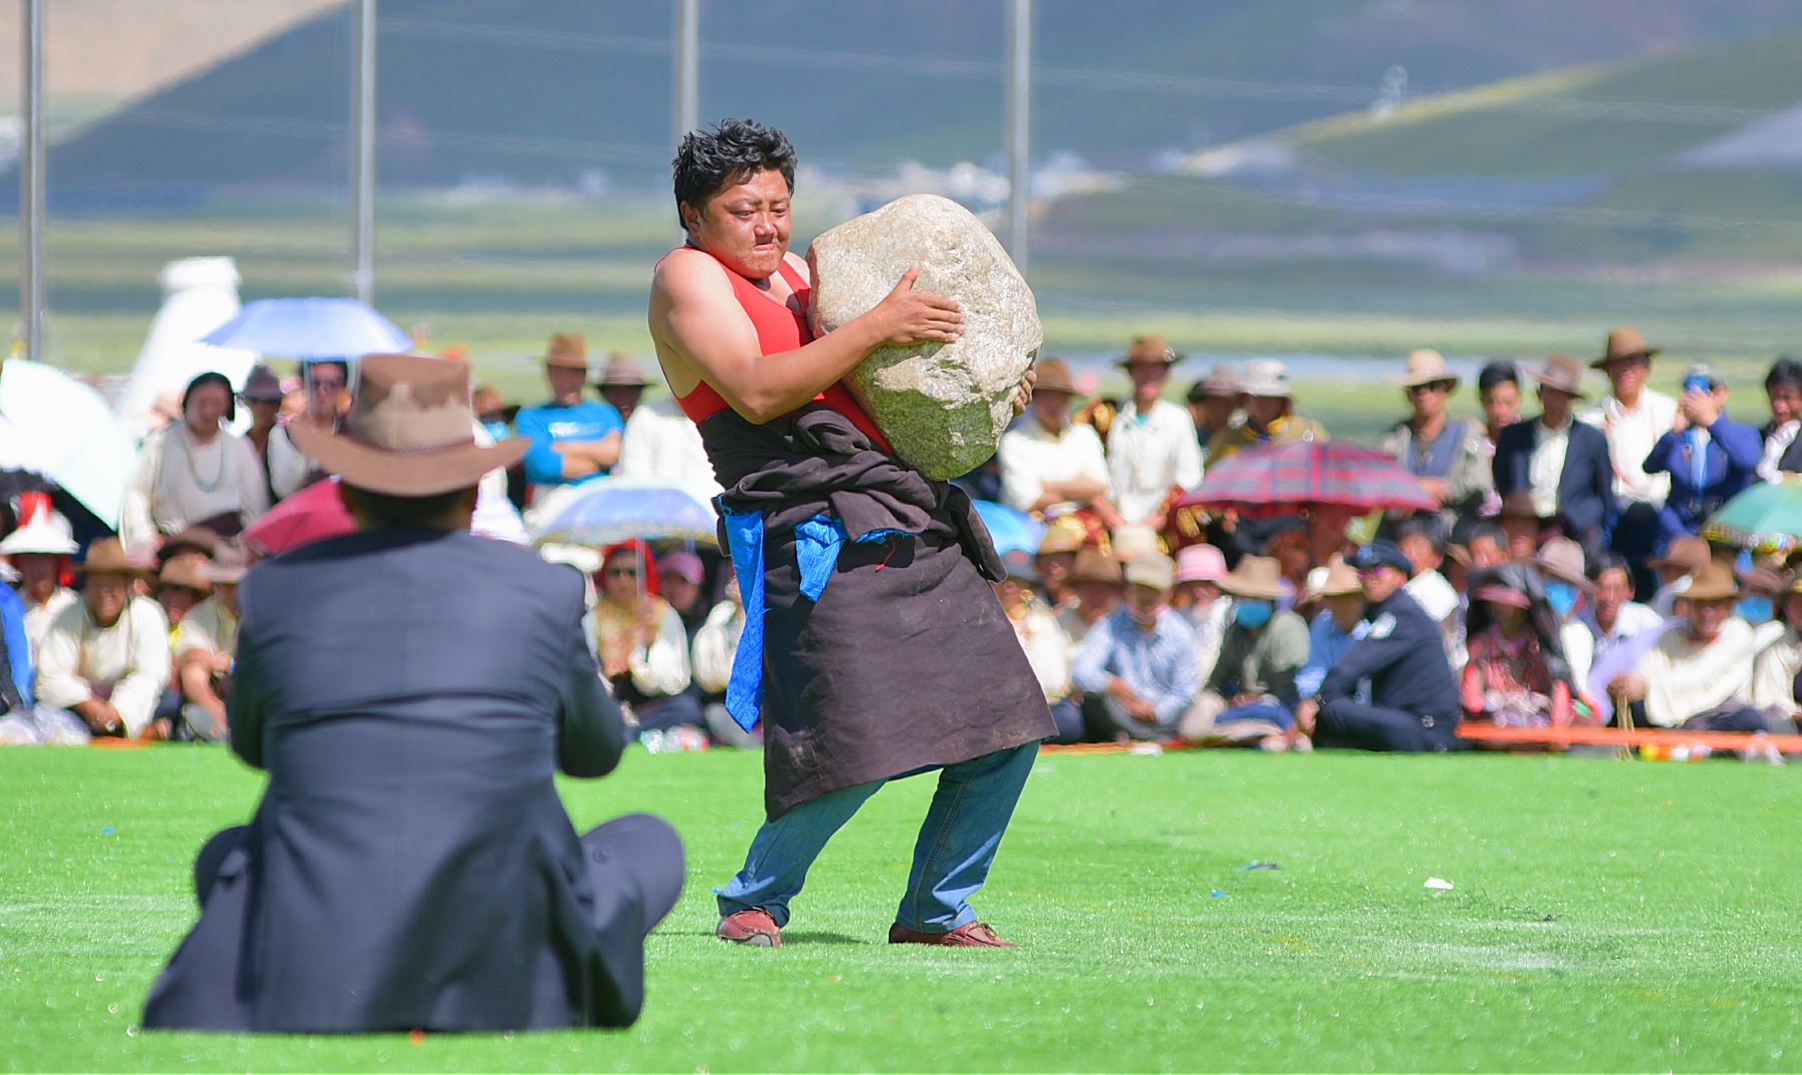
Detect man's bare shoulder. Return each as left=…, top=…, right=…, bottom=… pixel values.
left=652, top=247, right=730, bottom=296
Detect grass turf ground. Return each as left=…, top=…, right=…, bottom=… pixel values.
left=5, top=746, right=1802, bottom=1071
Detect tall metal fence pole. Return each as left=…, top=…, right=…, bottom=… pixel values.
left=1004, top=0, right=1032, bottom=279
left=19, top=0, right=44, bottom=360
left=673, top=0, right=700, bottom=153
left=350, top=0, right=377, bottom=304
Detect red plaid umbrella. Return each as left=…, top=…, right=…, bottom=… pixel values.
left=242, top=477, right=356, bottom=555
left=1176, top=440, right=1436, bottom=514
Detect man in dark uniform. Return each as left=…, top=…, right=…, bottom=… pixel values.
left=1296, top=540, right=1462, bottom=752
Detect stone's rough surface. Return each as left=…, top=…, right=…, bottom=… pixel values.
left=808, top=194, right=1041, bottom=481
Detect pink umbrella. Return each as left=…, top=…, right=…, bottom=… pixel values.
left=1176, top=440, right=1437, bottom=516
left=242, top=478, right=355, bottom=556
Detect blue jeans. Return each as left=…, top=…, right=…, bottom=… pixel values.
left=715, top=741, right=1037, bottom=933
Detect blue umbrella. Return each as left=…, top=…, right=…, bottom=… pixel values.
left=200, top=297, right=411, bottom=359
left=531, top=476, right=719, bottom=548
left=972, top=499, right=1045, bottom=558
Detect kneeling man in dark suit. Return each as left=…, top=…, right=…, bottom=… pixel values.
left=143, top=353, right=684, bottom=1033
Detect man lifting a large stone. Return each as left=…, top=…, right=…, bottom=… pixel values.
left=648, top=118, right=1053, bottom=948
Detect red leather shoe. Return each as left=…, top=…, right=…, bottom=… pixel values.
left=887, top=921, right=1016, bottom=947
left=716, top=907, right=781, bottom=947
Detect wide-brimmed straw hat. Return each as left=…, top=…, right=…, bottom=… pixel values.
left=0, top=510, right=78, bottom=556
left=1036, top=525, right=1084, bottom=557
left=1303, top=556, right=1362, bottom=601
left=156, top=559, right=212, bottom=596
left=1650, top=535, right=1711, bottom=574
left=1534, top=537, right=1595, bottom=593
left=1217, top=555, right=1288, bottom=600
left=1684, top=559, right=1740, bottom=602
left=238, top=364, right=286, bottom=403
left=74, top=537, right=154, bottom=577
left=1032, top=357, right=1079, bottom=395
left=1529, top=354, right=1588, bottom=398
left=1392, top=349, right=1461, bottom=391
left=288, top=353, right=531, bottom=497
left=540, top=332, right=589, bottom=371
left=1123, top=553, right=1176, bottom=591
left=595, top=352, right=651, bottom=388
left=1117, top=334, right=1183, bottom=369
left=1187, top=366, right=1240, bottom=402
left=1590, top=326, right=1661, bottom=370
left=198, top=543, right=249, bottom=585
left=1069, top=549, right=1123, bottom=585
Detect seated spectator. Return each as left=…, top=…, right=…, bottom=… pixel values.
left=1293, top=557, right=1365, bottom=704
left=515, top=333, right=623, bottom=504
left=1034, top=525, right=1084, bottom=610
left=1533, top=537, right=1597, bottom=691
left=656, top=551, right=711, bottom=642
left=1381, top=350, right=1492, bottom=532
left=1496, top=492, right=1550, bottom=560
left=121, top=371, right=270, bottom=547
left=1579, top=553, right=1667, bottom=666
left=1609, top=561, right=1763, bottom=731
left=593, top=352, right=650, bottom=426
left=1297, top=541, right=1461, bottom=752
left=1643, top=364, right=1761, bottom=542
left=692, top=564, right=755, bottom=749
left=993, top=551, right=1082, bottom=744
left=1460, top=565, right=1575, bottom=728
left=1106, top=337, right=1202, bottom=533
left=1072, top=553, right=1198, bottom=741
left=33, top=538, right=171, bottom=741
left=238, top=364, right=288, bottom=506
left=1758, top=356, right=1802, bottom=483
left=1, top=502, right=79, bottom=658
left=588, top=544, right=700, bottom=739
left=1396, top=515, right=1461, bottom=665
left=155, top=559, right=211, bottom=633
left=1752, top=573, right=1802, bottom=732
left=1445, top=519, right=1508, bottom=594
left=268, top=360, right=350, bottom=500
left=1648, top=534, right=1711, bottom=616
left=155, top=527, right=220, bottom=574
left=1171, top=544, right=1230, bottom=684
left=1058, top=549, right=1122, bottom=645
left=1186, top=366, right=1241, bottom=467
left=1180, top=556, right=1309, bottom=747
left=1206, top=358, right=1329, bottom=464
left=472, top=383, right=526, bottom=509
left=998, top=357, right=1122, bottom=532
left=173, top=545, right=246, bottom=742
left=1492, top=354, right=1614, bottom=556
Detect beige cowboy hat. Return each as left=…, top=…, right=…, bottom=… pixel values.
left=1649, top=534, right=1711, bottom=574
left=1217, top=555, right=1289, bottom=600
left=288, top=353, right=531, bottom=497
left=1302, top=556, right=1361, bottom=602
left=1528, top=353, right=1588, bottom=399
left=1123, top=552, right=1176, bottom=591
left=74, top=537, right=155, bottom=577
left=198, top=543, right=250, bottom=585
left=1589, top=326, right=1661, bottom=370
left=594, top=351, right=652, bottom=388
left=155, top=558, right=213, bottom=596
left=1069, top=548, right=1123, bottom=584
left=1116, top=334, right=1183, bottom=369
left=1534, top=536, right=1595, bottom=594
left=1031, top=357, right=1080, bottom=395
left=1391, top=349, right=1461, bottom=391
left=539, top=332, right=589, bottom=371
left=1684, top=559, right=1740, bottom=602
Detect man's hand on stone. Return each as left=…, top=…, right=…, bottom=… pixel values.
left=1009, top=364, right=1036, bottom=417
left=869, top=265, right=963, bottom=347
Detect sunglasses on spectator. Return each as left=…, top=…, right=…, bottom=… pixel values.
left=1407, top=381, right=1454, bottom=395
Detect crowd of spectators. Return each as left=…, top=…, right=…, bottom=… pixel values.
left=5, top=325, right=1801, bottom=759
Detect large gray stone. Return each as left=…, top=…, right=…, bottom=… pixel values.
left=807, top=194, right=1040, bottom=481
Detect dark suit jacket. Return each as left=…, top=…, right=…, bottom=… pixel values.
left=1492, top=417, right=1615, bottom=540
left=143, top=527, right=635, bottom=1033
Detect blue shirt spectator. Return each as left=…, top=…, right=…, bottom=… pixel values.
left=1294, top=609, right=1357, bottom=701
left=1643, top=368, right=1761, bottom=542
left=516, top=400, right=624, bottom=488
left=1072, top=605, right=1199, bottom=727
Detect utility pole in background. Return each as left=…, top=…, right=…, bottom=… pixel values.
left=1004, top=0, right=1032, bottom=279
left=350, top=0, right=377, bottom=304
left=673, top=0, right=700, bottom=154
left=19, top=0, right=45, bottom=361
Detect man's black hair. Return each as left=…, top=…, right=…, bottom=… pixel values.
left=342, top=484, right=471, bottom=528
left=1766, top=356, right=1802, bottom=395
left=1477, top=360, right=1520, bottom=394
left=1588, top=552, right=1632, bottom=582
left=1465, top=520, right=1506, bottom=547
left=672, top=118, right=798, bottom=231
left=1394, top=514, right=1446, bottom=555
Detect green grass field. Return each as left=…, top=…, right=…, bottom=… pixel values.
left=6, top=745, right=1802, bottom=1072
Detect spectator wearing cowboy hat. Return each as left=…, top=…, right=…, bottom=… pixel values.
left=142, top=352, right=683, bottom=1033
left=1185, top=366, right=1242, bottom=467
left=1491, top=354, right=1615, bottom=558
left=1071, top=552, right=1199, bottom=741
left=237, top=364, right=287, bottom=505
left=1033, top=525, right=1084, bottom=610
left=1180, top=555, right=1309, bottom=747
left=998, top=357, right=1121, bottom=531
left=1531, top=536, right=1597, bottom=693
left=1105, top=335, right=1203, bottom=533
left=1609, top=560, right=1765, bottom=732
left=1057, top=548, right=1123, bottom=645
left=611, top=353, right=722, bottom=501
left=173, top=544, right=250, bottom=742
left=1647, top=533, right=1713, bottom=617
left=33, top=537, right=170, bottom=741
left=1577, top=328, right=1677, bottom=583
left=1204, top=357, right=1330, bottom=465
left=513, top=332, right=625, bottom=501
left=1378, top=350, right=1492, bottom=532
left=991, top=551, right=1083, bottom=744
left=1293, top=557, right=1365, bottom=703
left=1642, top=363, right=1761, bottom=544
left=1, top=502, right=79, bottom=659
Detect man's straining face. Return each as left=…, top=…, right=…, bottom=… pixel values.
left=683, top=169, right=792, bottom=281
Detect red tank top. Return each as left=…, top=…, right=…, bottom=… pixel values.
left=670, top=250, right=891, bottom=452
